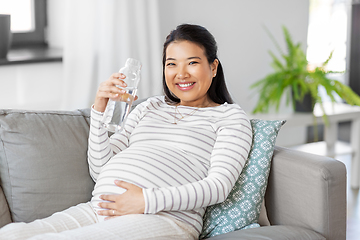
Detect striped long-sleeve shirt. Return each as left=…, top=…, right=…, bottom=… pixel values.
left=88, top=96, right=252, bottom=235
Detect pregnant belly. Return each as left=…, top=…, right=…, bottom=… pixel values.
left=90, top=144, right=207, bottom=220
left=90, top=156, right=160, bottom=221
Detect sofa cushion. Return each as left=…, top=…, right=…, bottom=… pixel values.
left=200, top=119, right=285, bottom=239
left=0, top=109, right=95, bottom=223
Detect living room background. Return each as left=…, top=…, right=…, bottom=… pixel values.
left=0, top=0, right=333, bottom=146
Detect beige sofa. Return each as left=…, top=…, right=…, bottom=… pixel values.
left=0, top=108, right=346, bottom=239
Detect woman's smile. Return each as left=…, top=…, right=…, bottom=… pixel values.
left=176, top=82, right=196, bottom=90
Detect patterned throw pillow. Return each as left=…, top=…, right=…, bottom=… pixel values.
left=200, top=119, right=286, bottom=239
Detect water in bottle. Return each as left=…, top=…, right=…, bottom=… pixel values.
left=101, top=58, right=141, bottom=133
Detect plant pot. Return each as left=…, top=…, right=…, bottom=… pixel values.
left=293, top=91, right=315, bottom=113
left=0, top=14, right=12, bottom=59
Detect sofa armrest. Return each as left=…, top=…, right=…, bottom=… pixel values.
left=265, top=146, right=347, bottom=240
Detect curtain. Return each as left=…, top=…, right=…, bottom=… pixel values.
left=61, top=0, right=162, bottom=110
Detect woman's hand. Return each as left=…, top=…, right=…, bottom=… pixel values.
left=93, top=73, right=138, bottom=112
left=97, top=180, right=145, bottom=220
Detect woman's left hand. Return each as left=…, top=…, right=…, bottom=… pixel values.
left=97, top=180, right=145, bottom=220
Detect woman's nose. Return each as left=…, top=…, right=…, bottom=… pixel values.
left=177, top=66, right=189, bottom=79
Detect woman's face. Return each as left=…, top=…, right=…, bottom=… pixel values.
left=164, top=40, right=218, bottom=107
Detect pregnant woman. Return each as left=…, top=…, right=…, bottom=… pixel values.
left=0, top=24, right=252, bottom=240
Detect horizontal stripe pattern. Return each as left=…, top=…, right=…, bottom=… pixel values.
left=88, top=96, right=252, bottom=234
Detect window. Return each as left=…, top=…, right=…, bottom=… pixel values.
left=306, top=0, right=349, bottom=103
left=0, top=0, right=47, bottom=47
left=307, top=0, right=348, bottom=74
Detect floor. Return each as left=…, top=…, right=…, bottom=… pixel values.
left=294, top=122, right=360, bottom=240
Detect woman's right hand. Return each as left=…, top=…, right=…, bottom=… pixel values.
left=93, top=73, right=129, bottom=112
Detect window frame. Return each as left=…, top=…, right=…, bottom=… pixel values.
left=349, top=1, right=360, bottom=95
left=11, top=0, right=47, bottom=47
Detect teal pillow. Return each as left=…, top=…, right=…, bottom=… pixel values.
left=200, top=119, right=286, bottom=239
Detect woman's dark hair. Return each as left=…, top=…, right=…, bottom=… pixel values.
left=162, top=24, right=234, bottom=104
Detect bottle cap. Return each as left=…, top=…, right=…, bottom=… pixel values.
left=126, top=58, right=141, bottom=68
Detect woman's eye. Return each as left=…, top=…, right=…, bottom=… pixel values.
left=166, top=62, right=175, bottom=66
left=189, top=61, right=199, bottom=65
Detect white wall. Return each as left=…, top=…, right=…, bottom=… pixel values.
left=0, top=63, right=63, bottom=110
left=0, top=0, right=309, bottom=145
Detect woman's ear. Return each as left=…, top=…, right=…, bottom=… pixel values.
left=211, top=59, right=219, bottom=77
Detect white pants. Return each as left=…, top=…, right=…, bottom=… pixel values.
left=0, top=202, right=198, bottom=240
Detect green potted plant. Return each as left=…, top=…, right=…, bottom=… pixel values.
left=251, top=26, right=360, bottom=125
